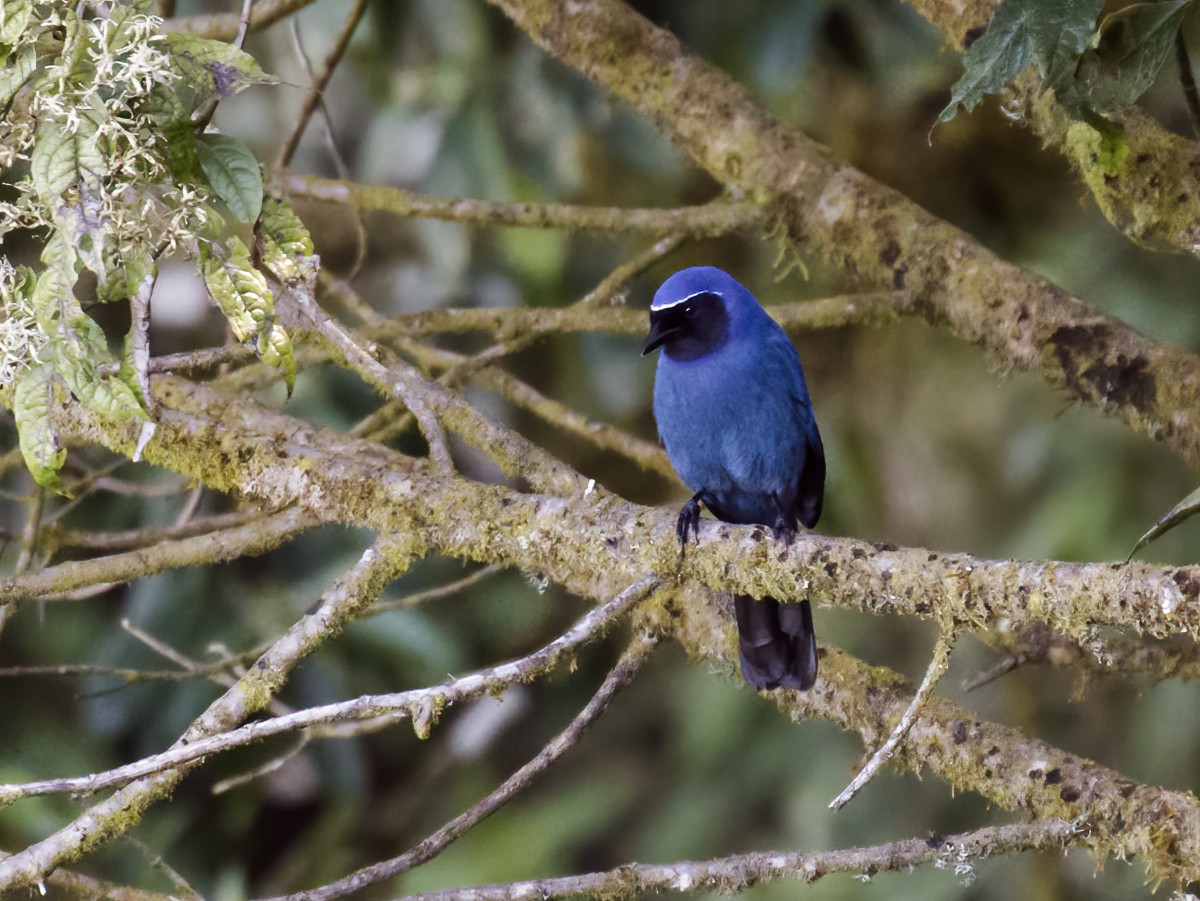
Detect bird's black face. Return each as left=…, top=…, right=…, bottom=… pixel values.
left=641, top=293, right=730, bottom=361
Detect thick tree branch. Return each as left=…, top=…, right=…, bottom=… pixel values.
left=51, top=378, right=1200, bottom=641
left=15, top=374, right=1198, bottom=882
left=667, top=585, right=1200, bottom=885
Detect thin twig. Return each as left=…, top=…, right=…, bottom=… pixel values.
left=121, top=618, right=201, bottom=671
left=387, top=819, right=1082, bottom=901
left=162, top=0, right=319, bottom=39
left=0, top=663, right=223, bottom=682
left=271, top=633, right=660, bottom=900
left=124, top=836, right=203, bottom=901
left=274, top=0, right=368, bottom=169
left=0, top=576, right=658, bottom=806
left=15, top=480, right=44, bottom=575
left=278, top=173, right=762, bottom=235
left=0, top=506, right=319, bottom=604
left=288, top=285, right=455, bottom=472
left=966, top=623, right=1200, bottom=690
left=211, top=733, right=310, bottom=795
left=283, top=13, right=369, bottom=279
left=829, top=626, right=957, bottom=810
left=2, top=479, right=45, bottom=635
left=368, top=564, right=503, bottom=615
left=399, top=338, right=675, bottom=479
left=336, top=232, right=684, bottom=450
left=233, top=0, right=254, bottom=48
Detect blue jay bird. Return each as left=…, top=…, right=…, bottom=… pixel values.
left=642, top=266, right=825, bottom=691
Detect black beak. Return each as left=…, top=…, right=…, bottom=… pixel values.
left=642, top=314, right=683, bottom=356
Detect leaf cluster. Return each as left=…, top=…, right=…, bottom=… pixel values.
left=0, top=0, right=310, bottom=491
left=940, top=0, right=1200, bottom=124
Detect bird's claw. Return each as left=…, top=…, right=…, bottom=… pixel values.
left=676, top=496, right=702, bottom=547
left=771, top=513, right=796, bottom=546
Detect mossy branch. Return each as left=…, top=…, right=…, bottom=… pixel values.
left=381, top=819, right=1081, bottom=900
left=3, top=372, right=1193, bottom=884
left=280, top=173, right=762, bottom=235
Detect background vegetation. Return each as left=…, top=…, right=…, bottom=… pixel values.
left=4, top=0, right=1200, bottom=898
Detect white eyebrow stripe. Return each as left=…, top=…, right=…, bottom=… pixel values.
left=650, top=289, right=721, bottom=311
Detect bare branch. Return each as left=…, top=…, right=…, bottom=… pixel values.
left=278, top=173, right=762, bottom=235
left=830, top=625, right=957, bottom=810
left=273, top=0, right=368, bottom=170
left=368, top=564, right=503, bottom=615
left=0, top=505, right=320, bottom=603
left=161, top=0, right=318, bottom=39
left=272, top=633, right=660, bottom=900
left=386, top=819, right=1082, bottom=900
left=0, top=576, right=658, bottom=808
left=43, top=375, right=1200, bottom=643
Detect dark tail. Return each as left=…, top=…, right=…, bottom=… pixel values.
left=733, top=596, right=818, bottom=691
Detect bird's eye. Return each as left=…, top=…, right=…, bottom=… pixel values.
left=683, top=303, right=695, bottom=317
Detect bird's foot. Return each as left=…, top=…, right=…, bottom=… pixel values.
left=676, top=495, right=703, bottom=547
left=771, top=514, right=796, bottom=546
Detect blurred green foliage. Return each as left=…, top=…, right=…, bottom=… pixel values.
left=4, top=0, right=1200, bottom=898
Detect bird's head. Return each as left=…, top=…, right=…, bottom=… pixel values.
left=641, top=266, right=755, bottom=361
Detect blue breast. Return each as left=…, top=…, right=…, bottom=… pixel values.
left=653, top=314, right=821, bottom=527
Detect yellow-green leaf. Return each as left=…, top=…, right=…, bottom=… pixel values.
left=0, top=46, right=35, bottom=108
left=31, top=251, right=146, bottom=422
left=0, top=0, right=34, bottom=46
left=200, top=237, right=295, bottom=392
left=257, top=197, right=319, bottom=291
left=29, top=114, right=107, bottom=207
left=13, top=363, right=67, bottom=495
left=165, top=33, right=278, bottom=99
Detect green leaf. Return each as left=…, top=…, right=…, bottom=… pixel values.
left=257, top=197, right=319, bottom=290
left=940, top=0, right=1107, bottom=122
left=1077, top=0, right=1194, bottom=115
left=157, top=119, right=203, bottom=183
left=0, top=0, right=34, bottom=46
left=165, top=33, right=278, bottom=100
left=98, top=247, right=156, bottom=304
left=0, top=46, right=35, bottom=109
left=1038, top=0, right=1110, bottom=92
left=29, top=114, right=107, bottom=206
left=1127, top=484, right=1200, bottom=560
left=12, top=363, right=68, bottom=495
left=196, top=133, right=263, bottom=224
left=32, top=241, right=146, bottom=422
left=200, top=237, right=295, bottom=393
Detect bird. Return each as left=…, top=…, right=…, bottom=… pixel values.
left=642, top=266, right=825, bottom=691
